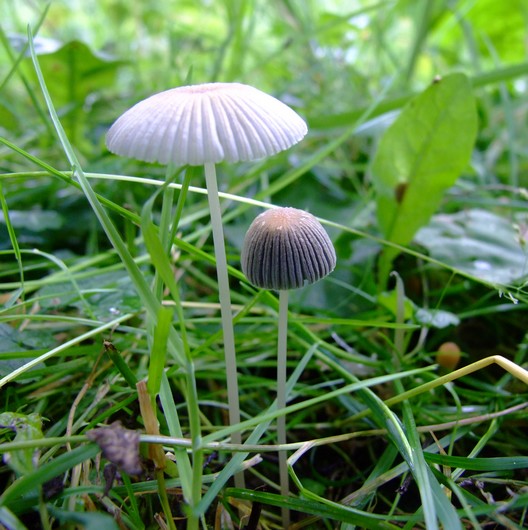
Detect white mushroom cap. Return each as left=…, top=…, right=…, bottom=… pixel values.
left=106, top=82, right=307, bottom=166
left=241, top=207, right=336, bottom=290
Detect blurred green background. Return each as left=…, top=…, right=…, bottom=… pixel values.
left=2, top=0, right=527, bottom=268
left=2, top=3, right=528, bottom=527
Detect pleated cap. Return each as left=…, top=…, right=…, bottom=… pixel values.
left=106, top=82, right=307, bottom=166
left=241, top=207, right=336, bottom=290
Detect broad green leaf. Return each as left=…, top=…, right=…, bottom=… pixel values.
left=415, top=209, right=528, bottom=284
left=0, top=323, right=53, bottom=379
left=372, top=73, right=477, bottom=283
left=0, top=209, right=63, bottom=232
left=36, top=271, right=142, bottom=319
left=0, top=412, right=43, bottom=475
left=23, top=39, right=124, bottom=107
left=19, top=36, right=125, bottom=150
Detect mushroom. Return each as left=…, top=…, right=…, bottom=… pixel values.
left=106, top=83, right=307, bottom=165
left=241, top=206, right=336, bottom=522
left=106, top=83, right=307, bottom=482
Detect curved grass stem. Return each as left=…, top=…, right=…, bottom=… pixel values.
left=384, top=355, right=528, bottom=408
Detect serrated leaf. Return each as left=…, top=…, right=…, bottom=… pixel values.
left=372, top=73, right=478, bottom=283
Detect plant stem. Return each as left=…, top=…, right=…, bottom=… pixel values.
left=277, top=289, right=290, bottom=527
left=203, top=161, right=244, bottom=489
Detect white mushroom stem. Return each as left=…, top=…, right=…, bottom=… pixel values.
left=203, top=161, right=244, bottom=488
left=277, top=289, right=290, bottom=527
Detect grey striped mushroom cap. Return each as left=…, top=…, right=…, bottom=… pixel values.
left=106, top=83, right=307, bottom=166
left=241, top=207, right=336, bottom=290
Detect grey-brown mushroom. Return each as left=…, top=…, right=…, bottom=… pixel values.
left=241, top=207, right=336, bottom=290
left=241, top=206, right=336, bottom=525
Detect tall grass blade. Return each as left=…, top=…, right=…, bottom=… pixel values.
left=26, top=26, right=185, bottom=366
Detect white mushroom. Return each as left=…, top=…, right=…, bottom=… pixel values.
left=106, top=82, right=307, bottom=166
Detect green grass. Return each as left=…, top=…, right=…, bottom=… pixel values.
left=1, top=1, right=528, bottom=529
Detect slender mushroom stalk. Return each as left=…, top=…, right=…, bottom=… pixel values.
left=241, top=207, right=336, bottom=526
left=106, top=83, right=307, bottom=488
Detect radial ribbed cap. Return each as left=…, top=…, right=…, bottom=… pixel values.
left=106, top=82, right=307, bottom=166
left=241, top=207, right=336, bottom=290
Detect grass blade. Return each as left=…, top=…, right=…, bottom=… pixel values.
left=0, top=506, right=28, bottom=530
left=26, top=26, right=185, bottom=369
left=226, top=487, right=402, bottom=528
